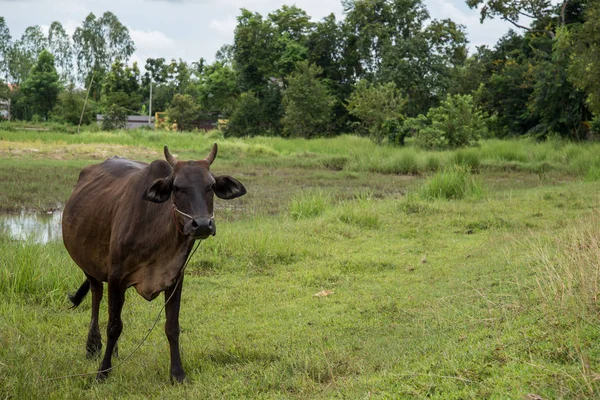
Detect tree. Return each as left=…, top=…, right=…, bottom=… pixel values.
left=48, top=21, right=74, bottom=83
left=73, top=12, right=135, bottom=86
left=21, top=49, right=61, bottom=120
left=197, top=61, right=238, bottom=114
left=346, top=80, right=406, bottom=143
left=102, top=59, right=142, bottom=119
left=233, top=9, right=278, bottom=92
left=282, top=62, right=335, bottom=138
left=529, top=27, right=590, bottom=139
left=466, top=0, right=557, bottom=35
left=6, top=25, right=47, bottom=84
left=566, top=2, right=600, bottom=116
left=471, top=31, right=538, bottom=136
left=448, top=46, right=495, bottom=96
left=343, top=0, right=468, bottom=115
left=166, top=94, right=199, bottom=131
left=0, top=80, right=9, bottom=100
left=268, top=6, right=313, bottom=85
left=0, top=17, right=11, bottom=80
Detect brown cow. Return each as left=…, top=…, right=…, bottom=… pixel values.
left=62, top=144, right=246, bottom=382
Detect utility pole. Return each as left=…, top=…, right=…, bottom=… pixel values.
left=148, top=77, right=153, bottom=128
left=78, top=73, right=94, bottom=134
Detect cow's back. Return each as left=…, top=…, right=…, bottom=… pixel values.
left=62, top=157, right=149, bottom=281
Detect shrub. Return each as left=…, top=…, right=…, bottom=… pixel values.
left=346, top=81, right=406, bottom=144
left=52, top=86, right=97, bottom=125
left=224, top=91, right=262, bottom=137
left=166, top=93, right=200, bottom=132
left=101, top=103, right=127, bottom=130
left=411, top=94, right=487, bottom=150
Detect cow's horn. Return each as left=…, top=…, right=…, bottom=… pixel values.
left=164, top=146, right=177, bottom=167
left=205, top=143, right=218, bottom=165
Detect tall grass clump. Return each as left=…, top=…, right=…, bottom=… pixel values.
left=453, top=148, right=481, bottom=170
left=584, top=166, right=600, bottom=182
left=569, top=149, right=600, bottom=179
left=336, top=190, right=381, bottom=229
left=0, top=237, right=78, bottom=304
left=529, top=212, right=600, bottom=319
left=288, top=190, right=331, bottom=220
left=480, top=139, right=529, bottom=162
left=419, top=165, right=485, bottom=200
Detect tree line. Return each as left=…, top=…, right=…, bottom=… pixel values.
left=0, top=0, right=598, bottom=148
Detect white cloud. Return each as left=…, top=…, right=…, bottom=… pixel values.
left=2, top=0, right=522, bottom=64
left=128, top=28, right=178, bottom=66
left=426, top=0, right=519, bottom=52
left=209, top=16, right=237, bottom=35
left=129, top=28, right=175, bottom=52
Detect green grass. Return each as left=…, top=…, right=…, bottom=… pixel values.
left=2, top=128, right=600, bottom=398
left=419, top=165, right=486, bottom=200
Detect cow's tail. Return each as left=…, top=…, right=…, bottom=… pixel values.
left=68, top=280, right=90, bottom=309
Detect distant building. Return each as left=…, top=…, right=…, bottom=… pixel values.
left=96, top=115, right=154, bottom=129
left=0, top=84, right=16, bottom=120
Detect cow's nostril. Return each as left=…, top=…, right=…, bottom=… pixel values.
left=191, top=220, right=199, bottom=229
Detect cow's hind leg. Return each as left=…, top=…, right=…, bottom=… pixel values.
left=97, top=278, right=125, bottom=381
left=86, top=275, right=104, bottom=359
left=165, top=274, right=185, bottom=383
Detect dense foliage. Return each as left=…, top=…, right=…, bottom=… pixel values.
left=0, top=0, right=598, bottom=144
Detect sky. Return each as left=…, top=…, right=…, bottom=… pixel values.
left=0, top=0, right=519, bottom=67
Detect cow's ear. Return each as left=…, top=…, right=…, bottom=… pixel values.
left=214, top=175, right=246, bottom=200
left=143, top=177, right=173, bottom=203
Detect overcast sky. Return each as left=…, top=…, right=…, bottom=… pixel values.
left=1, top=0, right=517, bottom=67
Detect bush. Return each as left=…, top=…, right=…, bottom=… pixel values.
left=346, top=81, right=406, bottom=144
left=166, top=94, right=200, bottom=132
left=101, top=104, right=127, bottom=130
left=590, top=116, right=600, bottom=137
left=224, top=91, right=262, bottom=137
left=410, top=94, right=487, bottom=150
left=52, top=87, right=97, bottom=125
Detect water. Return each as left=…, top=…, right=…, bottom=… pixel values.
left=0, top=205, right=243, bottom=244
left=0, top=211, right=63, bottom=244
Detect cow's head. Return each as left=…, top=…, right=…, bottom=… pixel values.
left=142, top=144, right=246, bottom=239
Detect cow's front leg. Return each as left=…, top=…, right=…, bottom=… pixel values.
left=97, top=278, right=125, bottom=381
left=164, top=274, right=185, bottom=383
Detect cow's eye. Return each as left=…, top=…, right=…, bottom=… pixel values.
left=173, top=185, right=185, bottom=193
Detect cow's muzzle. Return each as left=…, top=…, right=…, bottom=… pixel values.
left=184, top=217, right=216, bottom=238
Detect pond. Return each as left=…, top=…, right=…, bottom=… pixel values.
left=0, top=211, right=63, bottom=244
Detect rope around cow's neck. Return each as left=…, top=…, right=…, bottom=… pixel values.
left=44, top=240, right=202, bottom=383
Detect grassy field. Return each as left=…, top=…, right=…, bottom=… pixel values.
left=2, top=128, right=600, bottom=398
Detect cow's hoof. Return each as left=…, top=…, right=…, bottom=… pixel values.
left=96, top=366, right=111, bottom=382
left=96, top=371, right=109, bottom=382
left=86, top=344, right=102, bottom=359
left=171, top=372, right=186, bottom=384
